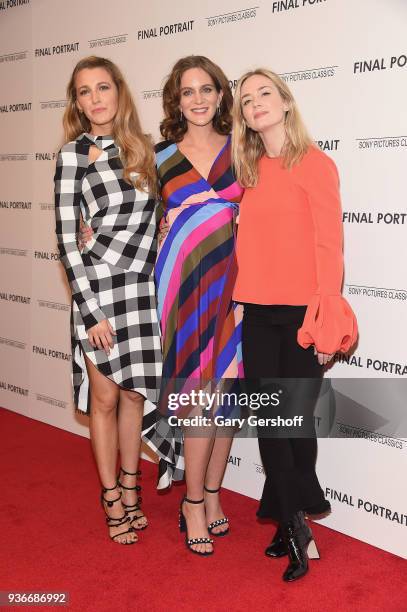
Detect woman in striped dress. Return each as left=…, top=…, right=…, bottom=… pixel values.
left=156, top=56, right=244, bottom=555
left=55, top=56, right=180, bottom=545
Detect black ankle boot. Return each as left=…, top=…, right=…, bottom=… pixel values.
left=281, top=512, right=319, bottom=582
left=265, top=525, right=287, bottom=558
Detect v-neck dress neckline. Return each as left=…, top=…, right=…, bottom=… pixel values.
left=175, top=135, right=230, bottom=185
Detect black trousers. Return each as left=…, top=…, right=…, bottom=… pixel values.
left=242, top=304, right=330, bottom=523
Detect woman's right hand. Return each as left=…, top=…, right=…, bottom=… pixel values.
left=78, top=218, right=94, bottom=251
left=87, top=319, right=117, bottom=355
left=158, top=217, right=169, bottom=246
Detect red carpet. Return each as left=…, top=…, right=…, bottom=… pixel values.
left=0, top=408, right=405, bottom=612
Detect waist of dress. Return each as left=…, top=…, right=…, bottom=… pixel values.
left=83, top=234, right=156, bottom=271
left=166, top=198, right=238, bottom=212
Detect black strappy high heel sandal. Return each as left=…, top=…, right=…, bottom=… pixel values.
left=204, top=486, right=230, bottom=537
left=118, top=468, right=147, bottom=531
left=179, top=497, right=214, bottom=556
left=101, top=484, right=137, bottom=545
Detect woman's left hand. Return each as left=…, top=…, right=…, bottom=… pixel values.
left=314, top=347, right=335, bottom=366
left=78, top=219, right=94, bottom=251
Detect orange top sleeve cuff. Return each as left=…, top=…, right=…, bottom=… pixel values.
left=297, top=294, right=358, bottom=354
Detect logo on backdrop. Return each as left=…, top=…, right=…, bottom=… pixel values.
left=227, top=455, right=242, bottom=467
left=0, top=102, right=31, bottom=113
left=353, top=54, right=407, bottom=74
left=336, top=425, right=404, bottom=450
left=0, top=336, right=26, bottom=350
left=316, top=139, right=340, bottom=152
left=40, top=99, right=67, bottom=110
left=89, top=33, right=128, bottom=49
left=272, top=0, right=328, bottom=14
left=38, top=202, right=55, bottom=211
left=0, top=380, right=28, bottom=396
left=280, top=64, right=337, bottom=82
left=35, top=42, right=79, bottom=57
left=345, top=284, right=407, bottom=303
left=254, top=462, right=265, bottom=475
left=37, top=299, right=70, bottom=312
left=32, top=344, right=71, bottom=361
left=343, top=211, right=406, bottom=225
left=0, top=292, right=30, bottom=304
left=333, top=353, right=407, bottom=376
left=0, top=153, right=29, bottom=162
left=0, top=0, right=30, bottom=10
left=0, top=201, right=31, bottom=210
left=325, top=487, right=407, bottom=527
left=142, top=89, right=163, bottom=101
left=356, top=136, right=407, bottom=150
left=0, top=50, right=27, bottom=63
left=0, top=247, right=28, bottom=256
left=36, top=392, right=68, bottom=409
left=137, top=20, right=194, bottom=40
left=34, top=250, right=60, bottom=261
left=205, top=6, right=258, bottom=27
left=35, top=152, right=58, bottom=161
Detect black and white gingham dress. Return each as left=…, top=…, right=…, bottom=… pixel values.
left=54, top=132, right=184, bottom=487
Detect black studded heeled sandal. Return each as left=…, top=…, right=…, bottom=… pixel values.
left=179, top=497, right=214, bottom=556
left=204, top=486, right=230, bottom=537
left=118, top=468, right=147, bottom=531
left=101, top=484, right=137, bottom=545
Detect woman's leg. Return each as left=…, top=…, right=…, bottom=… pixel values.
left=182, top=431, right=216, bottom=554
left=85, top=355, right=137, bottom=544
left=204, top=431, right=233, bottom=534
left=117, top=389, right=147, bottom=528
left=279, top=322, right=328, bottom=515
left=242, top=304, right=286, bottom=521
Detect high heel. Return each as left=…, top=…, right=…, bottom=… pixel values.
left=118, top=467, right=147, bottom=531
left=307, top=537, right=320, bottom=560
left=265, top=524, right=287, bottom=558
left=204, top=486, right=229, bottom=537
left=179, top=497, right=214, bottom=556
left=101, top=484, right=137, bottom=545
left=281, top=511, right=319, bottom=581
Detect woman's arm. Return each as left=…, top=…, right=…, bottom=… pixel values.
left=54, top=142, right=106, bottom=331
left=297, top=150, right=358, bottom=355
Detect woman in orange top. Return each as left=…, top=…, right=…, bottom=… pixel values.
left=232, top=68, right=358, bottom=582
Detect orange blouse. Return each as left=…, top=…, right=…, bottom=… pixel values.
left=233, top=146, right=358, bottom=354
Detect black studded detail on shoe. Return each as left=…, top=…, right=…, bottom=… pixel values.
left=208, top=517, right=228, bottom=529
left=179, top=496, right=214, bottom=556
left=187, top=537, right=214, bottom=545
left=204, top=486, right=230, bottom=537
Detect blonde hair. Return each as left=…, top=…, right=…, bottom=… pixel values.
left=232, top=68, right=313, bottom=187
left=63, top=56, right=156, bottom=194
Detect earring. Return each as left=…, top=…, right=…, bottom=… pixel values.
left=216, top=104, right=221, bottom=115
left=179, top=109, right=183, bottom=122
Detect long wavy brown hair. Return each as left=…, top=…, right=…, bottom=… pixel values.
left=63, top=56, right=156, bottom=193
left=232, top=68, right=313, bottom=187
left=160, top=55, right=233, bottom=142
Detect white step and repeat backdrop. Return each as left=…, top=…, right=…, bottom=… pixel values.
left=0, top=0, right=406, bottom=558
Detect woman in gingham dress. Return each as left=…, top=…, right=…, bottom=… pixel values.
left=55, top=56, right=182, bottom=545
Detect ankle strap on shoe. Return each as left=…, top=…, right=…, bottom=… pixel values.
left=184, top=496, right=204, bottom=504
left=120, top=467, right=141, bottom=477
left=102, top=484, right=118, bottom=492
left=204, top=486, right=220, bottom=494
left=119, top=481, right=142, bottom=492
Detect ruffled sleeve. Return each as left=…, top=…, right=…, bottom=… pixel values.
left=294, top=148, right=358, bottom=354
left=297, top=294, right=358, bottom=354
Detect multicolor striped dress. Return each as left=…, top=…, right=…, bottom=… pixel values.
left=154, top=136, right=244, bottom=412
